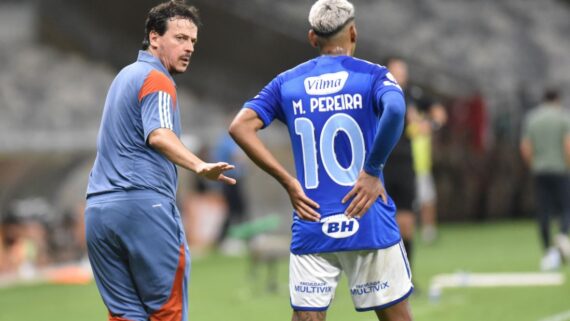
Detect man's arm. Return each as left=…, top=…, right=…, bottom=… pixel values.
left=229, top=108, right=320, bottom=221
left=148, top=128, right=236, bottom=185
left=343, top=91, right=406, bottom=218
left=564, top=133, right=570, bottom=167
left=519, top=137, right=533, bottom=168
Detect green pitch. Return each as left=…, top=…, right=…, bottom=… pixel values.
left=1, top=221, right=569, bottom=321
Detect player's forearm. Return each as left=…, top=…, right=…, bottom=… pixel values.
left=364, top=91, right=406, bottom=177
left=229, top=113, right=295, bottom=189
left=148, top=128, right=204, bottom=173
left=237, top=135, right=293, bottom=187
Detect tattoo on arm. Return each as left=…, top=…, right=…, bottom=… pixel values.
left=292, top=311, right=326, bottom=321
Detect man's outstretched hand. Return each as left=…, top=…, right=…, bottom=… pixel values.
left=196, top=162, right=237, bottom=185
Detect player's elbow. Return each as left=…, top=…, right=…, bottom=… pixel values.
left=229, top=109, right=263, bottom=143
left=382, top=103, right=406, bottom=129
left=228, top=117, right=253, bottom=142
left=228, top=119, right=243, bottom=141
left=382, top=92, right=406, bottom=121
left=147, top=129, right=169, bottom=149
left=388, top=103, right=406, bottom=120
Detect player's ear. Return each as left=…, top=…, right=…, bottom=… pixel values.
left=308, top=30, right=319, bottom=48
left=349, top=25, right=357, bottom=44
left=149, top=30, right=160, bottom=49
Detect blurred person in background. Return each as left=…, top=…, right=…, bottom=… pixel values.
left=214, top=130, right=250, bottom=254
left=0, top=215, right=46, bottom=277
left=407, top=98, right=447, bottom=243
left=520, top=88, right=570, bottom=271
left=0, top=198, right=53, bottom=277
left=230, top=0, right=413, bottom=320
left=181, top=144, right=228, bottom=254
left=85, top=2, right=236, bottom=320
left=0, top=228, right=5, bottom=272
left=385, top=58, right=417, bottom=268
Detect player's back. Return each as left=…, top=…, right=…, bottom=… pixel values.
left=278, top=55, right=400, bottom=215
left=245, top=55, right=403, bottom=254
left=525, top=105, right=570, bottom=173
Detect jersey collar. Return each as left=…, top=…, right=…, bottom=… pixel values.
left=137, top=50, right=176, bottom=83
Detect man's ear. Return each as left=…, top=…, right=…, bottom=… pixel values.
left=149, top=30, right=160, bottom=49
left=349, top=25, right=357, bottom=43
left=308, top=30, right=319, bottom=48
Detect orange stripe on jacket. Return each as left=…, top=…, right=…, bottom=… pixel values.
left=138, top=69, right=177, bottom=106
left=150, top=244, right=186, bottom=321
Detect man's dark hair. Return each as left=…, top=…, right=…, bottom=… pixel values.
left=141, top=0, right=202, bottom=50
left=543, top=87, right=560, bottom=103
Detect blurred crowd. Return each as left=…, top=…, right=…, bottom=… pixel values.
left=0, top=129, right=251, bottom=278
left=0, top=198, right=85, bottom=276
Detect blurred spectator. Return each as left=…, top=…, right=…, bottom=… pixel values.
left=520, top=88, right=570, bottom=271
left=181, top=144, right=228, bottom=255
left=385, top=58, right=417, bottom=267
left=407, top=98, right=447, bottom=243
left=213, top=130, right=249, bottom=254
left=1, top=198, right=52, bottom=277
left=0, top=229, right=5, bottom=272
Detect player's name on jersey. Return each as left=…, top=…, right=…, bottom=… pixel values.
left=292, top=93, right=363, bottom=115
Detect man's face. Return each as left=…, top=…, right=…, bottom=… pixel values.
left=150, top=18, right=198, bottom=74
left=387, top=60, right=408, bottom=88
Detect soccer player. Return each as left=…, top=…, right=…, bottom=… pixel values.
left=85, top=2, right=235, bottom=320
left=384, top=58, right=417, bottom=266
left=520, top=88, right=570, bottom=271
left=229, top=1, right=413, bottom=320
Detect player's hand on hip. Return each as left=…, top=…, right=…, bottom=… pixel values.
left=285, top=179, right=320, bottom=222
left=342, top=170, right=387, bottom=219
left=196, top=162, right=237, bottom=185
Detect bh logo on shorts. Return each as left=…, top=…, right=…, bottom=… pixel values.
left=321, top=214, right=359, bottom=238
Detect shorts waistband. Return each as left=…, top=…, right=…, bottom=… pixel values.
left=86, top=190, right=175, bottom=205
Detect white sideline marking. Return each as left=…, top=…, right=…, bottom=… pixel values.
left=539, top=310, right=570, bottom=321
left=428, top=272, right=565, bottom=301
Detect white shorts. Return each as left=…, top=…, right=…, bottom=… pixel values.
left=289, top=241, right=413, bottom=312
left=416, top=172, right=436, bottom=205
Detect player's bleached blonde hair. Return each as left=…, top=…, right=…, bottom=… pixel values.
left=308, top=0, right=355, bottom=37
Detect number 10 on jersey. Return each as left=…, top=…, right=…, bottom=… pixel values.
left=294, top=113, right=365, bottom=189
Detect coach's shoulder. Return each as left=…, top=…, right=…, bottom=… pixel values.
left=138, top=68, right=177, bottom=103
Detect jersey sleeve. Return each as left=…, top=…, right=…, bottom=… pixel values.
left=363, top=91, right=406, bottom=177
left=372, top=67, right=404, bottom=114
left=243, top=76, right=285, bottom=128
left=138, top=69, right=178, bottom=141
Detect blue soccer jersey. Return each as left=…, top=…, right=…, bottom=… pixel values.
left=87, top=51, right=182, bottom=200
left=244, top=55, right=404, bottom=254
